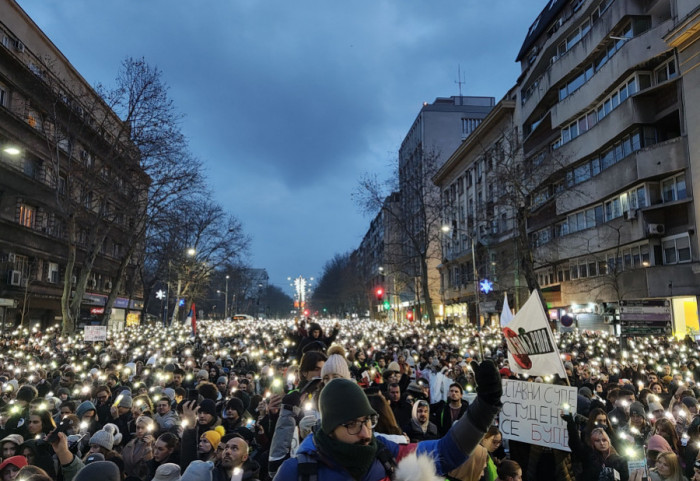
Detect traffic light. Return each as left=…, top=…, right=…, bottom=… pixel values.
left=375, top=287, right=384, bottom=301
left=406, top=310, right=414, bottom=321
left=383, top=300, right=391, bottom=310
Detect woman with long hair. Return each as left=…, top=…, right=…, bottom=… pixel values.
left=447, top=444, right=489, bottom=481
left=480, top=426, right=503, bottom=481
left=649, top=452, right=687, bottom=481
left=653, top=418, right=681, bottom=454
left=565, top=411, right=630, bottom=481
left=27, top=410, right=56, bottom=438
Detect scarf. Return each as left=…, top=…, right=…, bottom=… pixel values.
left=314, top=428, right=379, bottom=481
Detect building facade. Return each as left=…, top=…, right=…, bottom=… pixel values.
left=516, top=0, right=700, bottom=335
left=397, top=96, right=495, bottom=323
left=0, top=1, right=146, bottom=331
left=434, top=91, right=530, bottom=327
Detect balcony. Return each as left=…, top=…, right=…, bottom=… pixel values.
left=521, top=0, right=645, bottom=123
left=551, top=20, right=673, bottom=128
left=556, top=137, right=686, bottom=214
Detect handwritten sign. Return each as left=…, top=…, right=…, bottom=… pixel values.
left=84, top=325, right=107, bottom=342
left=499, top=379, right=577, bottom=451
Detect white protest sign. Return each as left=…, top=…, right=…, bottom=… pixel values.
left=84, top=325, right=107, bottom=342
left=499, top=379, right=577, bottom=451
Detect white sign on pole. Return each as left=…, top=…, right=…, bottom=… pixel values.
left=84, top=325, right=107, bottom=342
left=499, top=379, right=577, bottom=451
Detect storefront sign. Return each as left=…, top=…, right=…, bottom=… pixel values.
left=90, top=307, right=105, bottom=315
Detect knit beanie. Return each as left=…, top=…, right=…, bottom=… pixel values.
left=202, top=427, right=224, bottom=450
left=216, top=376, right=227, bottom=384
left=648, top=400, right=664, bottom=413
left=629, top=401, right=645, bottom=418
left=386, top=362, right=401, bottom=373
left=225, top=398, right=245, bottom=418
left=198, top=399, right=217, bottom=417
left=89, top=429, right=114, bottom=451
left=647, top=434, right=672, bottom=453
left=76, top=401, right=97, bottom=419
left=320, top=354, right=351, bottom=380
left=119, top=393, right=133, bottom=409
left=153, top=463, right=182, bottom=481
left=74, top=461, right=120, bottom=481
left=180, top=460, right=214, bottom=481
left=16, top=385, right=38, bottom=404
left=682, top=396, right=698, bottom=409
left=319, top=378, right=376, bottom=433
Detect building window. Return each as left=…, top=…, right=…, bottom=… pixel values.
left=661, top=173, right=686, bottom=202
left=662, top=234, right=691, bottom=264
left=48, top=262, right=59, bottom=283
left=18, top=204, right=35, bottom=228
left=0, top=82, right=7, bottom=107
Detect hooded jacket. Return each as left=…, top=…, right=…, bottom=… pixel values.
left=297, top=323, right=338, bottom=358
left=402, top=402, right=439, bottom=442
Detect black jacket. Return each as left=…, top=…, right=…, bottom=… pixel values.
left=566, top=417, right=629, bottom=481
left=430, top=401, right=469, bottom=437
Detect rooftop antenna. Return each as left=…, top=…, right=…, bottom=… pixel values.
left=455, top=65, right=466, bottom=105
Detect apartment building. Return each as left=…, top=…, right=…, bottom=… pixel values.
left=517, top=0, right=700, bottom=334
left=434, top=90, right=530, bottom=326
left=0, top=1, right=146, bottom=330
left=398, top=96, right=494, bottom=322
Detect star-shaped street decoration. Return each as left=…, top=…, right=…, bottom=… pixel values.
left=479, top=279, right=493, bottom=294
left=155, top=289, right=166, bottom=300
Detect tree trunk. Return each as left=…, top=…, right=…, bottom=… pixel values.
left=61, top=217, right=77, bottom=335
left=420, top=256, right=436, bottom=328
left=516, top=206, right=547, bottom=310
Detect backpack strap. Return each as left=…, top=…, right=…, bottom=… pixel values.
left=297, top=452, right=318, bottom=481
left=376, top=444, right=397, bottom=478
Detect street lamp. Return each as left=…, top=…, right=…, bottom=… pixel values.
left=225, top=275, right=230, bottom=319
left=441, top=224, right=481, bottom=330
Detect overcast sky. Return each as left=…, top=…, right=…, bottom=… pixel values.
left=17, top=1, right=544, bottom=295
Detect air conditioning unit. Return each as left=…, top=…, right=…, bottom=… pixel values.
left=624, top=210, right=637, bottom=220
left=550, top=55, right=558, bottom=65
left=8, top=270, right=21, bottom=286
left=15, top=41, right=25, bottom=53
left=648, top=223, right=665, bottom=235
left=87, top=279, right=96, bottom=288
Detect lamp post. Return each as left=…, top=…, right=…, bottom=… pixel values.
left=225, top=275, right=230, bottom=319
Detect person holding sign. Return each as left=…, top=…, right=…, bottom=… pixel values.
left=562, top=415, right=629, bottom=481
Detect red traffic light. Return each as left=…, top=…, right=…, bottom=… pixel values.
left=375, top=287, right=384, bottom=299
left=406, top=310, right=414, bottom=321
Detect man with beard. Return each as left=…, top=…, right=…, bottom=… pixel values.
left=274, top=361, right=503, bottom=481
left=402, top=400, right=439, bottom=442
left=211, top=435, right=260, bottom=481
left=431, top=383, right=468, bottom=437
left=387, top=383, right=412, bottom=428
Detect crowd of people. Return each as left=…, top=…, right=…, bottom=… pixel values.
left=0, top=317, right=698, bottom=481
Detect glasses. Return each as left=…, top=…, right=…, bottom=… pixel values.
left=341, top=415, right=378, bottom=435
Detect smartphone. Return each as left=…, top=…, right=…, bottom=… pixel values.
left=300, top=377, right=322, bottom=396
left=187, top=389, right=199, bottom=402
left=47, top=417, right=74, bottom=443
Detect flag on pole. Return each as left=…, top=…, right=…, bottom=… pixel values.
left=502, top=291, right=567, bottom=379
left=185, top=303, right=197, bottom=336
left=500, top=293, right=513, bottom=327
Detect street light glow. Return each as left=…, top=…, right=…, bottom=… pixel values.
left=3, top=146, right=21, bottom=155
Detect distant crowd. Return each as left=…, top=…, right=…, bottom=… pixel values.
left=0, top=318, right=698, bottom=481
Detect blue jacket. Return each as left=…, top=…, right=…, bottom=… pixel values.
left=273, top=428, right=467, bottom=481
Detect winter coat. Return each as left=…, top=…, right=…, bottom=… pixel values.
left=402, top=419, right=439, bottom=442
left=121, top=437, right=153, bottom=480
left=566, top=417, right=629, bottom=481
left=430, top=401, right=468, bottom=437
left=154, top=410, right=180, bottom=434
left=212, top=458, right=261, bottom=481
left=180, top=417, right=222, bottom=472
left=274, top=426, right=468, bottom=481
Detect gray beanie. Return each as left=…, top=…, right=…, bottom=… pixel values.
left=89, top=429, right=114, bottom=451
left=74, top=461, right=120, bottom=481
left=181, top=460, right=214, bottom=481
left=319, top=378, right=376, bottom=433
left=153, top=463, right=182, bottom=481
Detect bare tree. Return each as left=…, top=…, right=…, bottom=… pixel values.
left=353, top=150, right=444, bottom=328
